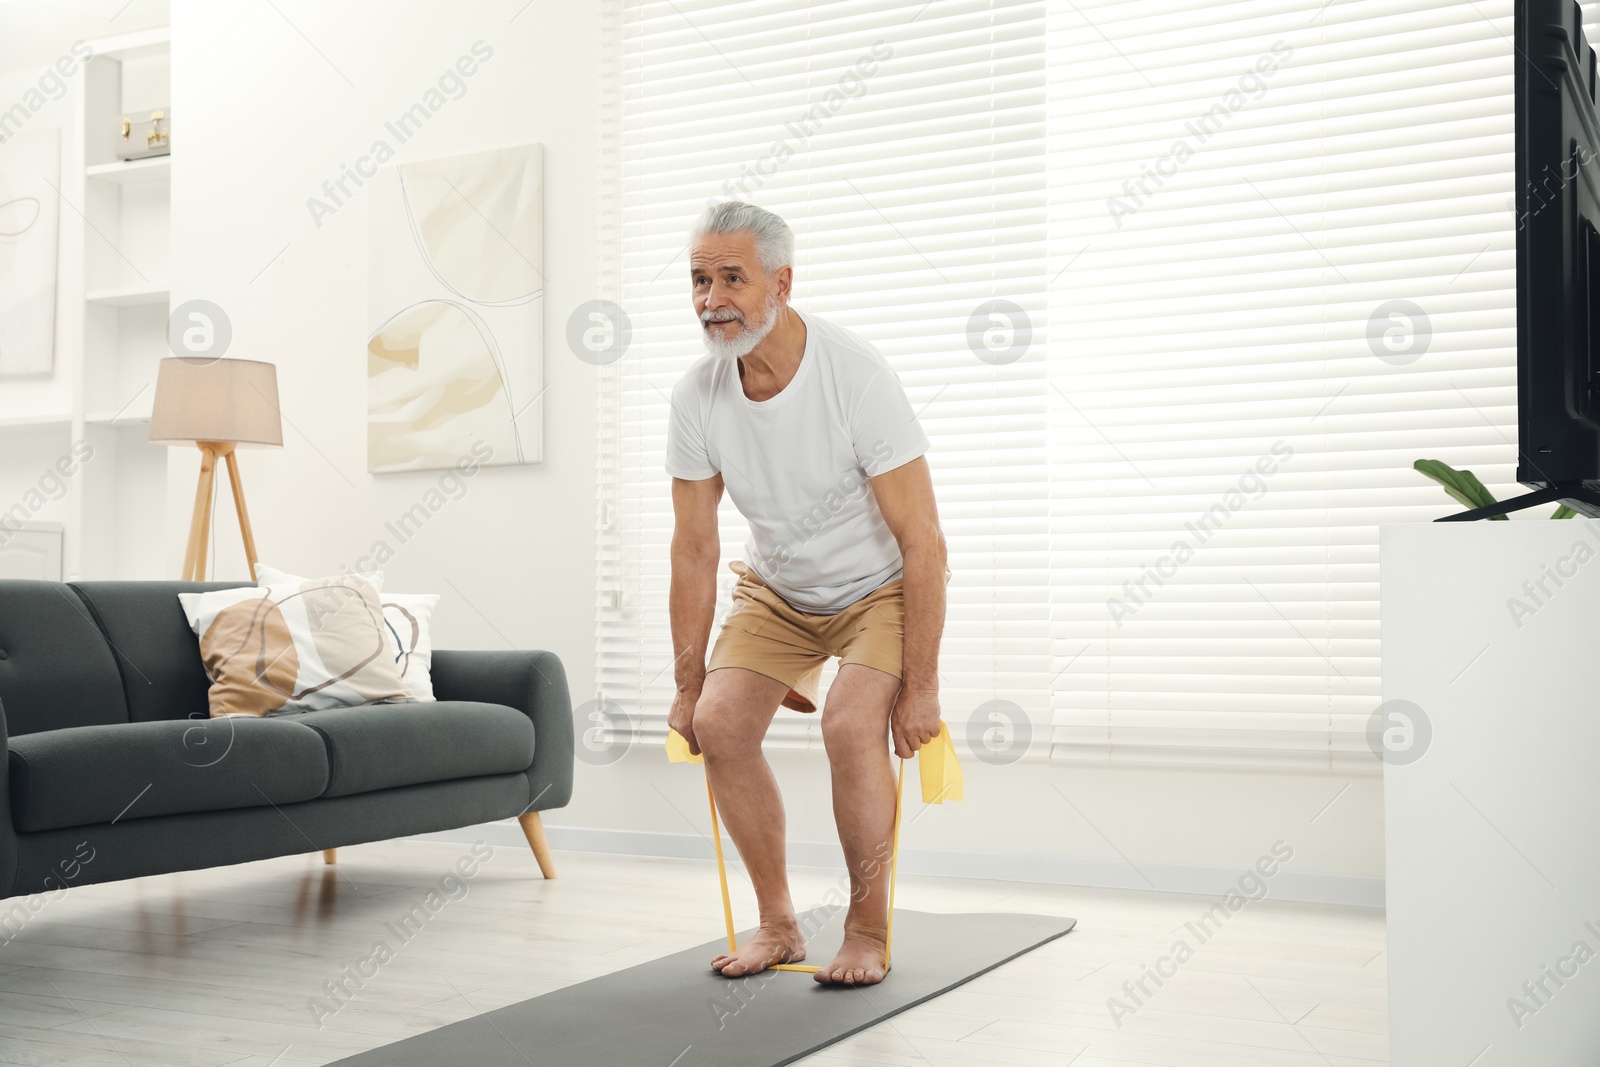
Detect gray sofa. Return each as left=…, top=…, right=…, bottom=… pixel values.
left=0, top=579, right=574, bottom=900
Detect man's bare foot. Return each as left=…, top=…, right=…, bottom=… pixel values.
left=813, top=929, right=889, bottom=986
left=711, top=920, right=807, bottom=977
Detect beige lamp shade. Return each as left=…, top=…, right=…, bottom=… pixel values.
left=148, top=357, right=284, bottom=446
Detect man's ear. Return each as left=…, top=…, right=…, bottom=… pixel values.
left=775, top=264, right=794, bottom=305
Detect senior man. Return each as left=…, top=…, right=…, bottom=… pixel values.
left=665, top=200, right=947, bottom=987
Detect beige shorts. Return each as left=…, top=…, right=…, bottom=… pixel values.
left=706, top=560, right=907, bottom=713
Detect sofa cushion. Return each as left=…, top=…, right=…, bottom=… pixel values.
left=178, top=576, right=411, bottom=718
left=69, top=581, right=253, bottom=724
left=8, top=716, right=330, bottom=832
left=0, top=580, right=129, bottom=736
left=255, top=565, right=442, bottom=702
left=278, top=701, right=534, bottom=798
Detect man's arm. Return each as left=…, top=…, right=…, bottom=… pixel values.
left=667, top=473, right=724, bottom=754
left=869, top=455, right=947, bottom=759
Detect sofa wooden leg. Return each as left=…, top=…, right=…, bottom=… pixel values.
left=322, top=849, right=337, bottom=865
left=517, top=811, right=557, bottom=879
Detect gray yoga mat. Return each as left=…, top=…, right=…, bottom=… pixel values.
left=329, top=906, right=1076, bottom=1067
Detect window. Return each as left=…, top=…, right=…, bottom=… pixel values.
left=598, top=0, right=1515, bottom=772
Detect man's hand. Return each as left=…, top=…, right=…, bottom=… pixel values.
left=890, top=685, right=941, bottom=760
left=669, top=685, right=703, bottom=756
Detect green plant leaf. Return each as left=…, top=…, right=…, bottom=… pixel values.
left=1413, top=459, right=1508, bottom=519
left=1552, top=504, right=1577, bottom=519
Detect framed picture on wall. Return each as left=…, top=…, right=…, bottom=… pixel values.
left=0, top=128, right=61, bottom=378
left=366, top=142, right=543, bottom=473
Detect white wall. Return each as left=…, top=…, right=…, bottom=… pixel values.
left=166, top=0, right=1382, bottom=905
left=168, top=0, right=602, bottom=668
left=0, top=0, right=168, bottom=71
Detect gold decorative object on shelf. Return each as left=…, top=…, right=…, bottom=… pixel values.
left=115, top=107, right=170, bottom=160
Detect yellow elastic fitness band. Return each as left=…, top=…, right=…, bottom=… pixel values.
left=705, top=756, right=905, bottom=975
left=671, top=719, right=958, bottom=976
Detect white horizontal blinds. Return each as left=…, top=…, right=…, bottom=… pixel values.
left=597, top=0, right=1051, bottom=749
left=1044, top=0, right=1517, bottom=769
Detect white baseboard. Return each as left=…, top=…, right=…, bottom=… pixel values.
left=410, top=821, right=1384, bottom=909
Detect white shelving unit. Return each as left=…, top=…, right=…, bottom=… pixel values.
left=86, top=282, right=170, bottom=307
left=84, top=156, right=170, bottom=184
left=0, top=413, right=74, bottom=433
left=60, top=26, right=173, bottom=580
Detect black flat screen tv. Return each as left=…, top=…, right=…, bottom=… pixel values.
left=1456, top=0, right=1600, bottom=519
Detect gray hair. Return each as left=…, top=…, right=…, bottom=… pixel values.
left=692, top=200, right=794, bottom=274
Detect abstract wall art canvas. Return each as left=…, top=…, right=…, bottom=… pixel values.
left=367, top=143, right=543, bottom=473
left=0, top=129, right=60, bottom=377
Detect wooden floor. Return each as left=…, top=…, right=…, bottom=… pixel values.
left=0, top=838, right=1387, bottom=1066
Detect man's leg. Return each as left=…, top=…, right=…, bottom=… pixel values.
left=815, top=662, right=902, bottom=985
left=694, top=666, right=807, bottom=977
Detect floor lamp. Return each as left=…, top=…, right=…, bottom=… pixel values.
left=148, top=357, right=283, bottom=582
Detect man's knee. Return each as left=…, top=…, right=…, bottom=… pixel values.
left=821, top=699, right=887, bottom=753
left=693, top=691, right=758, bottom=756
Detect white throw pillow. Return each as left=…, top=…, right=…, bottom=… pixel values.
left=255, top=565, right=439, bottom=702
left=178, top=573, right=410, bottom=717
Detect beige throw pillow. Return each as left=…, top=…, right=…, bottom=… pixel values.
left=253, top=564, right=439, bottom=701
left=178, top=574, right=411, bottom=718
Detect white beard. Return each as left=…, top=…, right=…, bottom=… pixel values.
left=701, top=292, right=779, bottom=361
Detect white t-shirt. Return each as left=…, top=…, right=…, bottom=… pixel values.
left=665, top=307, right=930, bottom=614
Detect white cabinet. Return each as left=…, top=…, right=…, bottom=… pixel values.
left=1382, top=521, right=1600, bottom=1066
left=0, top=522, right=63, bottom=580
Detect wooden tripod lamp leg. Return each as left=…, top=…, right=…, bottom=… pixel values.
left=221, top=447, right=261, bottom=582
left=322, top=849, right=337, bottom=865
left=182, top=443, right=219, bottom=581
left=180, top=442, right=263, bottom=583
